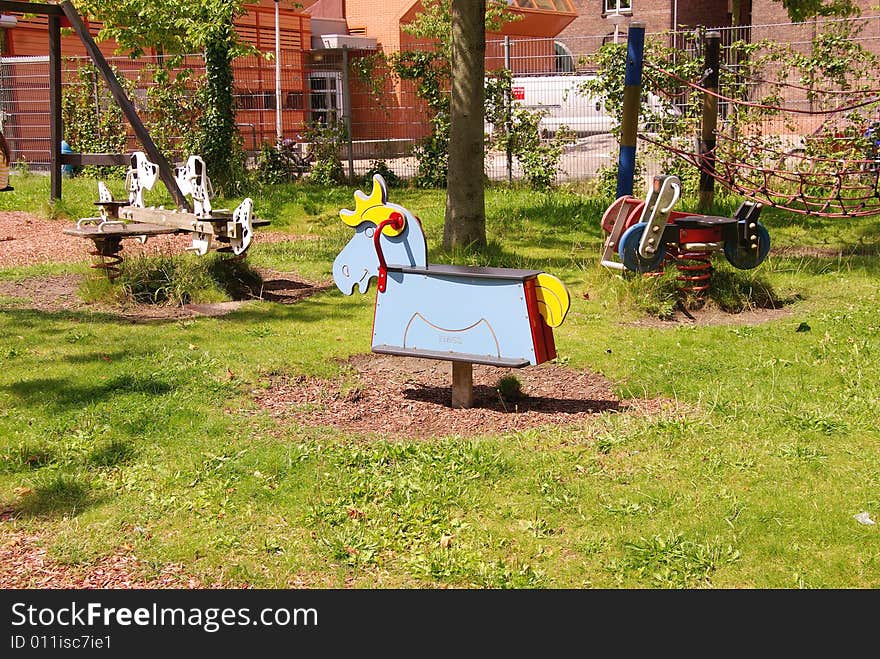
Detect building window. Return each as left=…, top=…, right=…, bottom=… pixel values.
left=603, top=0, right=632, bottom=15
left=285, top=91, right=305, bottom=111
left=237, top=92, right=275, bottom=110
left=555, top=41, right=574, bottom=73
left=308, top=72, right=343, bottom=125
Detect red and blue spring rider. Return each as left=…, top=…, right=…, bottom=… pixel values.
left=600, top=174, right=771, bottom=296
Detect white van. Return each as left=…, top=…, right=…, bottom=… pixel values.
left=497, top=75, right=675, bottom=138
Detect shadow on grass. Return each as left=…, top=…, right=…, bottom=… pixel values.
left=5, top=471, right=106, bottom=518
left=403, top=384, right=620, bottom=414
left=3, top=373, right=173, bottom=411
left=0, top=283, right=361, bottom=328
left=86, top=438, right=137, bottom=468
left=62, top=351, right=144, bottom=365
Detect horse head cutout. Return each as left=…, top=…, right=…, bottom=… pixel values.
left=333, top=174, right=427, bottom=295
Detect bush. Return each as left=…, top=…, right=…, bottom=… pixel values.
left=363, top=160, right=401, bottom=187
left=302, top=121, right=347, bottom=186
left=495, top=374, right=524, bottom=403
left=80, top=253, right=263, bottom=307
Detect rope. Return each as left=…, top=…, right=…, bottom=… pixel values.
left=719, top=64, right=880, bottom=96
left=644, top=61, right=880, bottom=115
left=638, top=132, right=880, bottom=217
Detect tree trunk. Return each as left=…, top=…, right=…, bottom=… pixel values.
left=444, top=0, right=486, bottom=250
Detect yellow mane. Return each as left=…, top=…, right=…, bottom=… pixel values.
left=339, top=175, right=405, bottom=237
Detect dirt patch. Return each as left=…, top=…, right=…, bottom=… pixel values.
left=0, top=269, right=330, bottom=321
left=629, top=304, right=794, bottom=328
left=0, top=212, right=94, bottom=268
left=254, top=353, right=668, bottom=439
left=0, top=526, right=215, bottom=589
left=0, top=274, right=88, bottom=313
left=0, top=210, right=311, bottom=270
left=239, top=272, right=334, bottom=305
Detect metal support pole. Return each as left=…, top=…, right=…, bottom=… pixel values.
left=341, top=45, right=354, bottom=184
left=274, top=0, right=282, bottom=144
left=48, top=14, right=61, bottom=201
left=698, top=31, right=720, bottom=212
left=504, top=35, right=512, bottom=184
left=616, top=21, right=645, bottom=199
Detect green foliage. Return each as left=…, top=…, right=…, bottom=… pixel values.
left=486, top=71, right=575, bottom=190
left=612, top=534, right=740, bottom=588
left=580, top=18, right=879, bottom=202
left=779, top=0, right=858, bottom=22
left=494, top=374, right=523, bottom=403
left=401, top=0, right=520, bottom=56
left=392, top=50, right=450, bottom=188
left=612, top=258, right=789, bottom=318
left=706, top=263, right=790, bottom=313
left=363, top=160, right=401, bottom=188
left=143, top=67, right=201, bottom=161
left=391, top=2, right=520, bottom=189
left=578, top=43, right=647, bottom=193
left=76, top=1, right=254, bottom=194
left=75, top=0, right=255, bottom=58
left=301, top=121, right=347, bottom=186
left=194, top=21, right=248, bottom=196
left=255, top=143, right=292, bottom=185
left=255, top=139, right=313, bottom=185
left=615, top=269, right=681, bottom=319
left=350, top=52, right=392, bottom=103
left=61, top=62, right=132, bottom=179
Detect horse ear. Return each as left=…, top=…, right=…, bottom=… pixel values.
left=341, top=174, right=387, bottom=227
left=371, top=174, right=389, bottom=204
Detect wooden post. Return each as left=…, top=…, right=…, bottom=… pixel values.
left=451, top=361, right=474, bottom=409
left=616, top=21, right=645, bottom=199
left=48, top=14, right=61, bottom=202
left=698, top=31, right=721, bottom=212
left=59, top=0, right=191, bottom=212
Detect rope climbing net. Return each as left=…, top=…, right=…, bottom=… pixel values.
left=641, top=59, right=880, bottom=217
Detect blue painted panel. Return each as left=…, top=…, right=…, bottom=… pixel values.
left=372, top=271, right=538, bottom=365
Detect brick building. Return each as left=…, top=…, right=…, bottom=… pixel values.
left=0, top=1, right=581, bottom=159
left=559, top=0, right=750, bottom=49
left=306, top=1, right=580, bottom=141
left=0, top=1, right=314, bottom=162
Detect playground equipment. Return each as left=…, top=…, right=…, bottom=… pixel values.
left=333, top=174, right=571, bottom=408
left=64, top=152, right=268, bottom=279
left=601, top=174, right=771, bottom=297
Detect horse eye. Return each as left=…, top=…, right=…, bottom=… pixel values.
left=365, top=227, right=375, bottom=238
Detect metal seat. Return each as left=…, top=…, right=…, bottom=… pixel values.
left=673, top=214, right=738, bottom=229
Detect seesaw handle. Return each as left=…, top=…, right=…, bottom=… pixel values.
left=374, top=212, right=405, bottom=293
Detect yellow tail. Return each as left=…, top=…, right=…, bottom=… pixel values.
left=535, top=274, right=571, bottom=328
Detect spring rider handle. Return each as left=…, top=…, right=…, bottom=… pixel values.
left=374, top=212, right=405, bottom=293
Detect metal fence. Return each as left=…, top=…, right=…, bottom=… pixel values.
left=1, top=14, right=879, bottom=184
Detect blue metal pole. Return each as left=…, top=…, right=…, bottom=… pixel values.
left=616, top=21, right=646, bottom=198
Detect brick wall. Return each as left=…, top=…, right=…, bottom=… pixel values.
left=557, top=0, right=732, bottom=57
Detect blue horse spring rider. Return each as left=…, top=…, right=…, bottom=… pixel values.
left=333, top=175, right=572, bottom=407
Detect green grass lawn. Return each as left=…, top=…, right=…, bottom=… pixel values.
left=1, top=172, right=878, bottom=588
